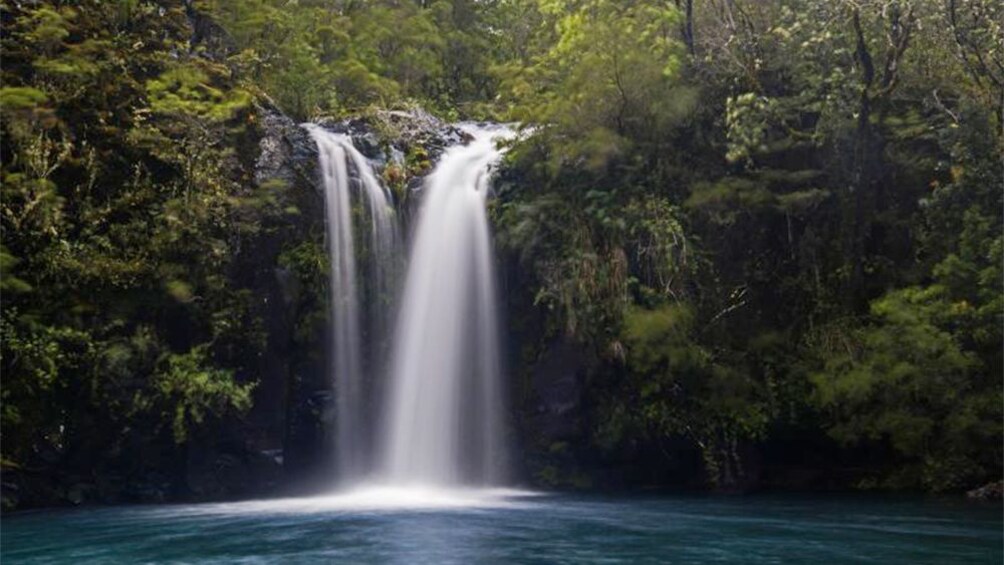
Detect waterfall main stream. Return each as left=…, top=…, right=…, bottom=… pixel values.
left=381, top=124, right=512, bottom=487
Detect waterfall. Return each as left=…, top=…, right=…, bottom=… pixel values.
left=306, top=125, right=399, bottom=483
left=306, top=121, right=511, bottom=492
left=381, top=124, right=513, bottom=486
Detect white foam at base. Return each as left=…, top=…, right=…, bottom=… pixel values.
left=169, top=486, right=542, bottom=516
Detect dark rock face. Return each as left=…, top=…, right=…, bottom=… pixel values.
left=184, top=442, right=283, bottom=500
left=283, top=390, right=336, bottom=492
left=235, top=102, right=327, bottom=498
left=710, top=442, right=763, bottom=494
left=516, top=336, right=595, bottom=489
left=254, top=102, right=320, bottom=194
left=527, top=338, right=588, bottom=443
left=511, top=336, right=700, bottom=491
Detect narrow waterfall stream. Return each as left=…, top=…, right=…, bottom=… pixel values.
left=306, top=125, right=399, bottom=483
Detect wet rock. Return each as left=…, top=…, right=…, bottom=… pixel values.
left=967, top=480, right=1003, bottom=500
left=311, top=108, right=467, bottom=166
left=710, top=442, right=763, bottom=494
left=372, top=109, right=467, bottom=162
left=352, top=132, right=383, bottom=160
left=253, top=100, right=319, bottom=195
left=187, top=453, right=244, bottom=499
left=182, top=434, right=285, bottom=500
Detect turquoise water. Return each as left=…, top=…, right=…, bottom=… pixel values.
left=2, top=490, right=1001, bottom=564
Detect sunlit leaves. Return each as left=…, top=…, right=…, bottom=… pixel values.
left=146, top=66, right=250, bottom=122
left=499, top=0, right=686, bottom=168
left=0, top=87, right=48, bottom=110
left=146, top=345, right=255, bottom=444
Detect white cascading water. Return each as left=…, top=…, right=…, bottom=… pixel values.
left=381, top=124, right=513, bottom=487
left=306, top=125, right=399, bottom=482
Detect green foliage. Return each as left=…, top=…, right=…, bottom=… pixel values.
left=278, top=240, right=329, bottom=346
left=498, top=190, right=628, bottom=339
left=498, top=0, right=690, bottom=169
left=811, top=286, right=1001, bottom=491
left=810, top=102, right=1003, bottom=490
left=204, top=0, right=509, bottom=119
left=0, top=311, right=91, bottom=463
left=0, top=87, right=48, bottom=110
left=143, top=346, right=255, bottom=444
left=596, top=304, right=769, bottom=487
left=497, top=0, right=1002, bottom=491
left=1, top=1, right=271, bottom=483
left=146, top=66, right=250, bottom=121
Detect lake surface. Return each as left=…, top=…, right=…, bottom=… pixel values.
left=3, top=488, right=1001, bottom=564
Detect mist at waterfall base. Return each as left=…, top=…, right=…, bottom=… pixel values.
left=307, top=123, right=513, bottom=504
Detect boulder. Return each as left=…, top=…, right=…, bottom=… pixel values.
left=967, top=480, right=1003, bottom=500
